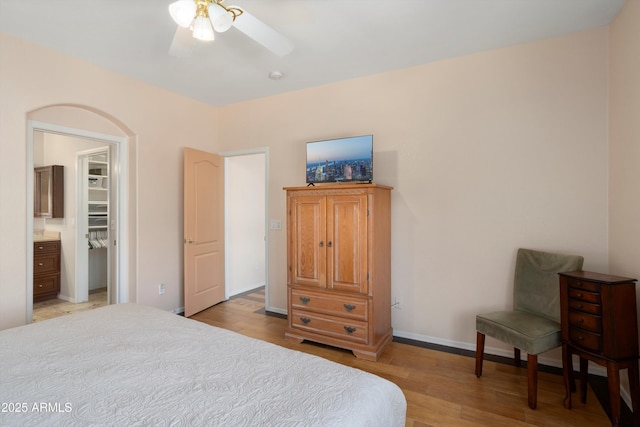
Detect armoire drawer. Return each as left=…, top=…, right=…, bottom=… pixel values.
left=290, top=310, right=368, bottom=344
left=290, top=289, right=368, bottom=321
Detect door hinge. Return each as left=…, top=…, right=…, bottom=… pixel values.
left=367, top=209, right=370, bottom=216
left=367, top=272, right=370, bottom=280
left=113, top=240, right=116, bottom=246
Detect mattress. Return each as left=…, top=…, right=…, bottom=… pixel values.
left=0, top=303, right=406, bottom=426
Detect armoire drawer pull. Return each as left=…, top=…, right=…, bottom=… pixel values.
left=299, top=297, right=310, bottom=304
left=300, top=317, right=311, bottom=324
left=576, top=293, right=583, bottom=298
left=38, top=263, right=44, bottom=266
left=343, top=304, right=356, bottom=312
left=38, top=284, right=44, bottom=288
left=38, top=246, right=44, bottom=250
left=344, top=326, right=356, bottom=334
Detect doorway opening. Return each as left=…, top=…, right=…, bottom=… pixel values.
left=222, top=148, right=269, bottom=309
left=26, top=120, right=128, bottom=323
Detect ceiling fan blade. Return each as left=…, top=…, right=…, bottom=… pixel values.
left=169, top=26, right=195, bottom=58
left=231, top=8, right=294, bottom=57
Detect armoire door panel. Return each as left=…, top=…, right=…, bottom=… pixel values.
left=291, top=195, right=326, bottom=288
left=327, top=195, right=368, bottom=293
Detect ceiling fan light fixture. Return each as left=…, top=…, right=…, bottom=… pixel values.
left=169, top=0, right=196, bottom=28
left=208, top=3, right=234, bottom=33
left=192, top=15, right=215, bottom=41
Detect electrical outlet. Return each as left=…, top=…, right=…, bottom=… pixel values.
left=159, top=283, right=166, bottom=295
left=393, top=297, right=401, bottom=309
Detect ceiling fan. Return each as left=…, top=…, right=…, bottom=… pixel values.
left=168, top=0, right=294, bottom=57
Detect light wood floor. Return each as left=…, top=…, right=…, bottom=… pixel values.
left=190, top=288, right=612, bottom=427
left=32, top=288, right=108, bottom=322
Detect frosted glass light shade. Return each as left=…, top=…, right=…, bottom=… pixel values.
left=192, top=15, right=215, bottom=41
left=208, top=3, right=234, bottom=32
left=169, top=0, right=196, bottom=28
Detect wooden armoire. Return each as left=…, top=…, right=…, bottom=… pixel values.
left=284, top=184, right=393, bottom=361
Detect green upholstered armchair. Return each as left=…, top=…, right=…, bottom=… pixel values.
left=475, top=248, right=584, bottom=409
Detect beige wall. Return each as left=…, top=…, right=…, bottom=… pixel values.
left=219, top=27, right=611, bottom=360
left=0, top=33, right=220, bottom=329
left=610, top=1, right=640, bottom=278
left=0, top=24, right=616, bottom=368
left=609, top=0, right=640, bottom=398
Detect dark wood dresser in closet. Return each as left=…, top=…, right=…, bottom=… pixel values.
left=33, top=240, right=61, bottom=302
left=559, top=270, right=640, bottom=427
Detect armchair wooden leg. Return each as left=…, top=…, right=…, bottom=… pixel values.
left=475, top=332, right=485, bottom=378
left=527, top=354, right=538, bottom=410
left=514, top=348, right=521, bottom=367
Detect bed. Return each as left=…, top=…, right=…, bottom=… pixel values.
left=0, top=303, right=406, bottom=426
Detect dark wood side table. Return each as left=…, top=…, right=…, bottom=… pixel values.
left=559, top=271, right=640, bottom=427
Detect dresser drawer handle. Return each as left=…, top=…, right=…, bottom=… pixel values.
left=344, top=326, right=356, bottom=334
left=300, top=317, right=311, bottom=324
left=343, top=304, right=356, bottom=312
left=576, top=281, right=583, bottom=287
left=38, top=246, right=44, bottom=250
left=577, top=304, right=583, bottom=309
left=576, top=293, right=582, bottom=298
left=578, top=336, right=584, bottom=341
left=299, top=297, right=310, bottom=305
left=578, top=319, right=584, bottom=323
left=38, top=263, right=44, bottom=266
left=38, top=284, right=44, bottom=288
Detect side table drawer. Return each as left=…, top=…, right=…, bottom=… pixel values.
left=568, top=299, right=601, bottom=315
left=569, top=328, right=602, bottom=353
left=568, top=288, right=600, bottom=304
left=568, top=311, right=601, bottom=333
left=567, top=278, right=599, bottom=293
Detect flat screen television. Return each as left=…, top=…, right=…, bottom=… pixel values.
left=306, top=135, right=373, bottom=184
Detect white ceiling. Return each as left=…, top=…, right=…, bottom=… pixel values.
left=0, top=0, right=625, bottom=107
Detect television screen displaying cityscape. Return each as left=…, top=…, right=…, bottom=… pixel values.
left=306, top=135, right=373, bottom=184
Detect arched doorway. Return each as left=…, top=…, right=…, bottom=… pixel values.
left=26, top=105, right=133, bottom=323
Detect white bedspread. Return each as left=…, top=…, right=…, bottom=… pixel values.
left=0, top=303, right=406, bottom=426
